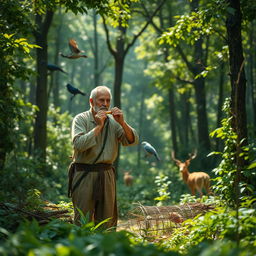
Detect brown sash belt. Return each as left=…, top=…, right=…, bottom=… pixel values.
left=68, top=162, right=114, bottom=198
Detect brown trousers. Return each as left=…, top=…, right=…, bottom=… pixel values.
left=71, top=168, right=117, bottom=229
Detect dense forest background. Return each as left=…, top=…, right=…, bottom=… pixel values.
left=1, top=0, right=256, bottom=255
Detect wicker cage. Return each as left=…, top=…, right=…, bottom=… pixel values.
left=119, top=202, right=214, bottom=236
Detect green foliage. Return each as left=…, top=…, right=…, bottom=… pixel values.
left=209, top=98, right=256, bottom=206
left=159, top=11, right=212, bottom=47
left=159, top=0, right=256, bottom=50
left=3, top=34, right=40, bottom=54
left=188, top=239, right=255, bottom=256
left=154, top=173, right=171, bottom=205
left=0, top=92, right=27, bottom=159
left=240, top=0, right=256, bottom=21
left=0, top=1, right=36, bottom=85
left=152, top=97, right=256, bottom=255
left=25, top=189, right=44, bottom=211
left=159, top=202, right=256, bottom=255
left=102, top=0, right=140, bottom=28
left=0, top=103, right=73, bottom=204
left=0, top=1, right=38, bottom=170
left=0, top=99, right=42, bottom=202
left=46, top=105, right=73, bottom=201
left=0, top=0, right=33, bottom=37
left=2, top=199, right=255, bottom=256
left=31, top=0, right=111, bottom=15
left=194, top=65, right=217, bottom=79
left=0, top=219, right=179, bottom=256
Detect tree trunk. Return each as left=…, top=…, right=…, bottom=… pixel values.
left=112, top=25, right=126, bottom=173
left=215, top=62, right=225, bottom=151
left=113, top=55, right=124, bottom=172
left=226, top=0, right=247, bottom=215
left=168, top=87, right=178, bottom=154
left=93, top=10, right=100, bottom=87
left=226, top=0, right=247, bottom=153
left=68, top=64, right=76, bottom=113
left=113, top=25, right=126, bottom=108
left=193, top=39, right=211, bottom=155
left=183, top=90, right=191, bottom=150
left=29, top=79, right=36, bottom=105
left=137, top=86, right=146, bottom=170
left=113, top=56, right=125, bottom=108
left=53, top=22, right=62, bottom=108
left=253, top=22, right=256, bottom=135
left=248, top=21, right=256, bottom=136
left=33, top=11, right=54, bottom=169
left=0, top=83, right=9, bottom=170
left=162, top=45, right=178, bottom=154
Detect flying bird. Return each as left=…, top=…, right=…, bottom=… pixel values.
left=141, top=141, right=160, bottom=161
left=60, top=39, right=88, bottom=59
left=66, top=83, right=86, bottom=101
left=47, top=63, right=67, bottom=74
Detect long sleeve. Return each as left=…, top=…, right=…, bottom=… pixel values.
left=115, top=123, right=139, bottom=146
left=72, top=113, right=97, bottom=152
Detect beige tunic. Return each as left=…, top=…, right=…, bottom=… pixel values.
left=71, top=110, right=139, bottom=227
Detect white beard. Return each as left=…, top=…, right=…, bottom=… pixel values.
left=93, top=105, right=109, bottom=113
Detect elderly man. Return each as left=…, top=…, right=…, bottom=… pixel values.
left=68, top=86, right=139, bottom=229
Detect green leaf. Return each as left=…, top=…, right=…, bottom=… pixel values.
left=207, top=151, right=221, bottom=157
left=247, top=162, right=256, bottom=169
left=91, top=218, right=112, bottom=231
left=0, top=227, right=10, bottom=237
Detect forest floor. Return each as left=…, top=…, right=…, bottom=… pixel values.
left=1, top=201, right=214, bottom=241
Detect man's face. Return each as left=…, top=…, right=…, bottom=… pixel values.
left=92, top=89, right=111, bottom=113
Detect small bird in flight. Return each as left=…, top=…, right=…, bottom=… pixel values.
left=141, top=141, right=161, bottom=161
left=66, top=83, right=86, bottom=101
left=47, top=63, right=67, bottom=74
left=60, top=39, right=88, bottom=59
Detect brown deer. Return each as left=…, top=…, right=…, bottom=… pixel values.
left=123, top=171, right=133, bottom=186
left=171, top=151, right=211, bottom=197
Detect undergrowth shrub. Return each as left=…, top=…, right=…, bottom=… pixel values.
left=0, top=219, right=179, bottom=256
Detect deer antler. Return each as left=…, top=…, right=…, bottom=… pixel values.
left=188, top=149, right=197, bottom=161
left=171, top=151, right=181, bottom=164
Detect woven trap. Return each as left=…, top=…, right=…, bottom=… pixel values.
left=119, top=202, right=214, bottom=236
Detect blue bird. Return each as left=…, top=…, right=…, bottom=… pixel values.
left=141, top=141, right=160, bottom=161
left=47, top=64, right=67, bottom=74
left=66, top=83, right=86, bottom=101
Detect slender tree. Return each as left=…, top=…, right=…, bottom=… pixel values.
left=226, top=0, right=247, bottom=160
left=93, top=10, right=100, bottom=87
left=225, top=0, right=248, bottom=213
left=33, top=10, right=54, bottom=168
left=215, top=61, right=225, bottom=151
left=52, top=12, right=63, bottom=108
left=247, top=21, right=256, bottom=136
